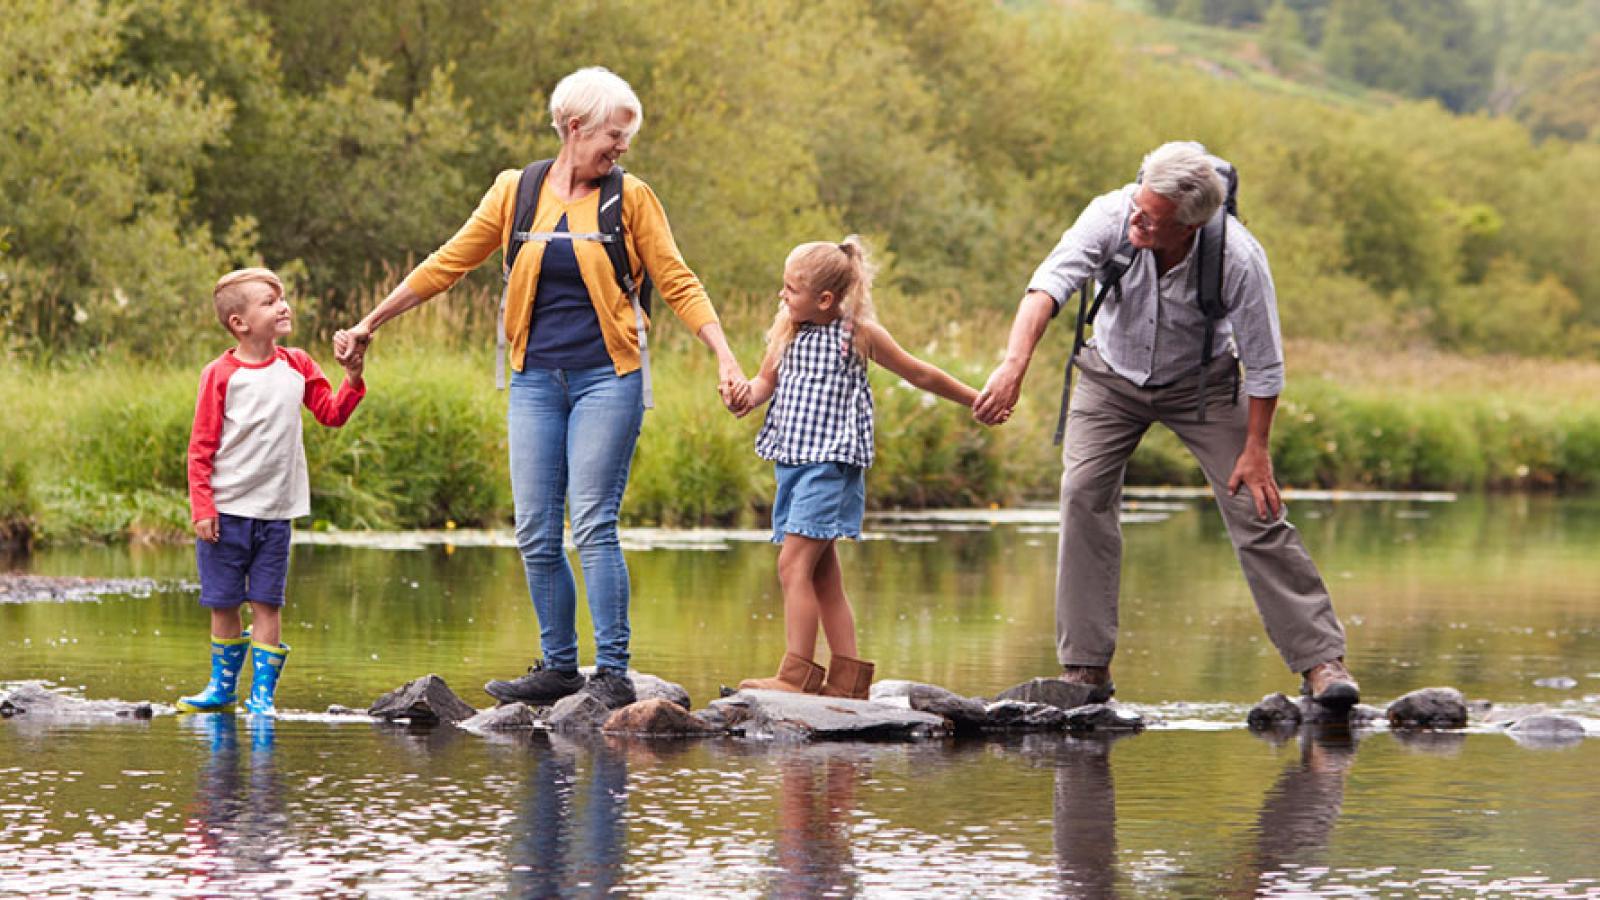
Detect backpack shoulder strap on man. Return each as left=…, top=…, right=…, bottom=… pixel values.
left=494, top=162, right=656, bottom=407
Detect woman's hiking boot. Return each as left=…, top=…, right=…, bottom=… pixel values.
left=579, top=668, right=638, bottom=709
left=484, top=661, right=585, bottom=706
left=242, top=641, right=290, bottom=717
left=176, top=634, right=251, bottom=713
left=819, top=655, right=875, bottom=700
left=1301, top=657, right=1360, bottom=710
left=1058, top=664, right=1115, bottom=704
left=739, top=652, right=826, bottom=694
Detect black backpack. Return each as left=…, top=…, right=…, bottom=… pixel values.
left=494, top=160, right=655, bottom=394
left=1053, top=155, right=1239, bottom=443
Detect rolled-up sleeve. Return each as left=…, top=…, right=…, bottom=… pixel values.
left=1225, top=229, right=1285, bottom=398
left=1027, top=189, right=1129, bottom=313
left=625, top=178, right=718, bottom=335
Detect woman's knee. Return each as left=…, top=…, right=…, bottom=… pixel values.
left=514, top=511, right=566, bottom=561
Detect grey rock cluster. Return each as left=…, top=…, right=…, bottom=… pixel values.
left=1245, top=685, right=1590, bottom=747
left=0, top=682, right=155, bottom=720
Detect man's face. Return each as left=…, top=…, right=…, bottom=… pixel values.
left=1126, top=186, right=1197, bottom=253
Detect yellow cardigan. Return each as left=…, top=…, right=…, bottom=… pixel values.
left=403, top=168, right=719, bottom=376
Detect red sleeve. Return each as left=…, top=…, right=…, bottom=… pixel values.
left=284, top=348, right=365, bottom=427
left=187, top=357, right=232, bottom=522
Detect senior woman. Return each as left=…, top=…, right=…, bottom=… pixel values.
left=334, top=67, right=745, bottom=710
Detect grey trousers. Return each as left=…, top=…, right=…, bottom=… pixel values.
left=1056, top=348, right=1346, bottom=674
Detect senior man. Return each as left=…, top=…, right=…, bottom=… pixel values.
left=974, top=141, right=1359, bottom=709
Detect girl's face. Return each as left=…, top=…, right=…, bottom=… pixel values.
left=779, top=262, right=837, bottom=325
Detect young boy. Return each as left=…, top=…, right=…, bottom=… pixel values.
left=178, top=267, right=366, bottom=716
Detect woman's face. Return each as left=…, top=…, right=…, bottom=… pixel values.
left=567, top=111, right=634, bottom=183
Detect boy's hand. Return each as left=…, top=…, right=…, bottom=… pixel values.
left=339, top=349, right=366, bottom=383
left=195, top=518, right=219, bottom=543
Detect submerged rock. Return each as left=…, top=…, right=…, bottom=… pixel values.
left=1503, top=713, right=1587, bottom=748
left=730, top=689, right=949, bottom=742
left=1533, top=676, right=1579, bottom=690
left=0, top=683, right=155, bottom=720
left=459, top=702, right=540, bottom=732
left=1387, top=687, right=1468, bottom=729
left=368, top=675, right=478, bottom=724
left=547, top=692, right=611, bottom=732
left=994, top=678, right=1106, bottom=711
left=603, top=698, right=717, bottom=735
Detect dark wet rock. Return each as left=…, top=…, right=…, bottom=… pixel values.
left=1247, top=693, right=1302, bottom=729
left=1503, top=713, right=1587, bottom=748
left=871, top=680, right=988, bottom=730
left=547, top=692, right=612, bottom=732
left=0, top=683, right=156, bottom=719
left=459, top=702, right=540, bottom=732
left=695, top=695, right=755, bottom=733
left=1064, top=703, right=1145, bottom=733
left=731, top=689, right=949, bottom=742
left=1387, top=687, right=1468, bottom=729
left=994, top=678, right=1105, bottom=711
left=1533, top=676, right=1579, bottom=690
left=982, top=699, right=1068, bottom=730
left=368, top=674, right=478, bottom=724
left=603, top=698, right=718, bottom=736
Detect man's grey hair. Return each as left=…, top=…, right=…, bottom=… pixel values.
left=1140, top=141, right=1226, bottom=226
left=549, top=67, right=643, bottom=142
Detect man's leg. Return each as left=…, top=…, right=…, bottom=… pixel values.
left=1056, top=363, right=1151, bottom=669
left=1162, top=378, right=1346, bottom=675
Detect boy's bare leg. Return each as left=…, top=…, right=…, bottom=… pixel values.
left=813, top=543, right=858, bottom=659
left=210, top=607, right=244, bottom=639
left=777, top=535, right=829, bottom=660
left=248, top=602, right=281, bottom=646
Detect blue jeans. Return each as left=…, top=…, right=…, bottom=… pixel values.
left=508, top=366, right=643, bottom=672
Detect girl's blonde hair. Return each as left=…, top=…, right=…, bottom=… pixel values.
left=765, top=235, right=879, bottom=364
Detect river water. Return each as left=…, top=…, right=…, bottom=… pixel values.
left=3, top=494, right=1598, bottom=897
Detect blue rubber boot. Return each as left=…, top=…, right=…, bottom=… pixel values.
left=176, top=634, right=251, bottom=712
left=242, top=641, right=290, bottom=717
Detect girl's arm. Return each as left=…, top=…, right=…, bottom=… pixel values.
left=857, top=321, right=978, bottom=407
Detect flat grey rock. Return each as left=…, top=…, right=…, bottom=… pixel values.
left=1387, top=687, right=1468, bottom=729
left=368, top=674, right=478, bottom=724
left=1504, top=713, right=1587, bottom=747
left=547, top=692, right=612, bottom=732
left=0, top=683, right=156, bottom=720
left=459, top=702, right=540, bottom=732
left=994, top=678, right=1107, bottom=710
left=871, top=680, right=988, bottom=729
left=733, top=689, right=949, bottom=742
left=603, top=698, right=718, bottom=735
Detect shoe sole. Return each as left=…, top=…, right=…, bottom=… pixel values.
left=483, top=681, right=582, bottom=706
left=175, top=700, right=235, bottom=713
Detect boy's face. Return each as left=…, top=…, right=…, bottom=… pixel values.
left=230, top=282, right=292, bottom=340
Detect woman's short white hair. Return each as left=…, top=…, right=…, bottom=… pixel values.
left=549, top=67, right=643, bottom=142
left=1140, top=141, right=1226, bottom=226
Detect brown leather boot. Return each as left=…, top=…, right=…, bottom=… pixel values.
left=1059, top=664, right=1115, bottom=704
left=819, top=655, right=875, bottom=700
left=739, top=652, right=826, bottom=693
left=1301, top=657, right=1360, bottom=710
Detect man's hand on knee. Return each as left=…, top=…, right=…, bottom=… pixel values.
left=1228, top=444, right=1282, bottom=520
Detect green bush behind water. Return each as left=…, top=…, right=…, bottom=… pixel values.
left=3, top=346, right=1599, bottom=545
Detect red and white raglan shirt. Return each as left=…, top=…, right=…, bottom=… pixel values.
left=187, top=347, right=365, bottom=523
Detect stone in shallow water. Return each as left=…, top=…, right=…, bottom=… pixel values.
left=577, top=668, right=691, bottom=710
left=1504, top=713, right=1587, bottom=747
left=870, top=680, right=988, bottom=730
left=1248, top=693, right=1385, bottom=729
left=1247, top=693, right=1302, bottom=729
left=1533, top=676, right=1579, bottom=690
left=994, top=678, right=1106, bottom=710
left=547, top=692, right=612, bottom=732
left=982, top=699, right=1067, bottom=731
left=731, top=689, right=949, bottom=742
left=368, top=674, right=478, bottom=724
left=1064, top=703, right=1145, bottom=733
left=459, top=702, right=540, bottom=732
left=1387, top=687, right=1468, bottom=729
left=603, top=698, right=718, bottom=735
left=0, top=683, right=155, bottom=720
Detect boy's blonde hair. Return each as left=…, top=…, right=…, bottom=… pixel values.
left=212, top=267, right=283, bottom=333
left=765, top=235, right=879, bottom=364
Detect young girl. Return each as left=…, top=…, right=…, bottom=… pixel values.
left=731, top=237, right=979, bottom=699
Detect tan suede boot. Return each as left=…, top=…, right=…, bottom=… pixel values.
left=819, top=654, right=875, bottom=700
left=739, top=652, right=826, bottom=693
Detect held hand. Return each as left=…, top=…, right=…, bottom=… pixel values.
left=195, top=517, right=219, bottom=543
left=973, top=360, right=1024, bottom=426
left=1228, top=443, right=1283, bottom=520
left=716, top=358, right=746, bottom=410
left=334, top=324, right=372, bottom=364
left=727, top=380, right=759, bottom=418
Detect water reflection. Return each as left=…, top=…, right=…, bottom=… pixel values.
left=181, top=714, right=287, bottom=888
left=1046, top=736, right=1122, bottom=899
left=1231, top=726, right=1358, bottom=896
left=769, top=746, right=864, bottom=898
left=507, top=733, right=628, bottom=898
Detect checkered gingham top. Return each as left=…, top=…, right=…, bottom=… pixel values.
left=755, top=319, right=875, bottom=468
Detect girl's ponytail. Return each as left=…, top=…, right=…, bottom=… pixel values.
left=766, top=236, right=880, bottom=364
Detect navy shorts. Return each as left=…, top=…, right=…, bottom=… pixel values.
left=771, top=462, right=866, bottom=544
left=196, top=513, right=292, bottom=609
